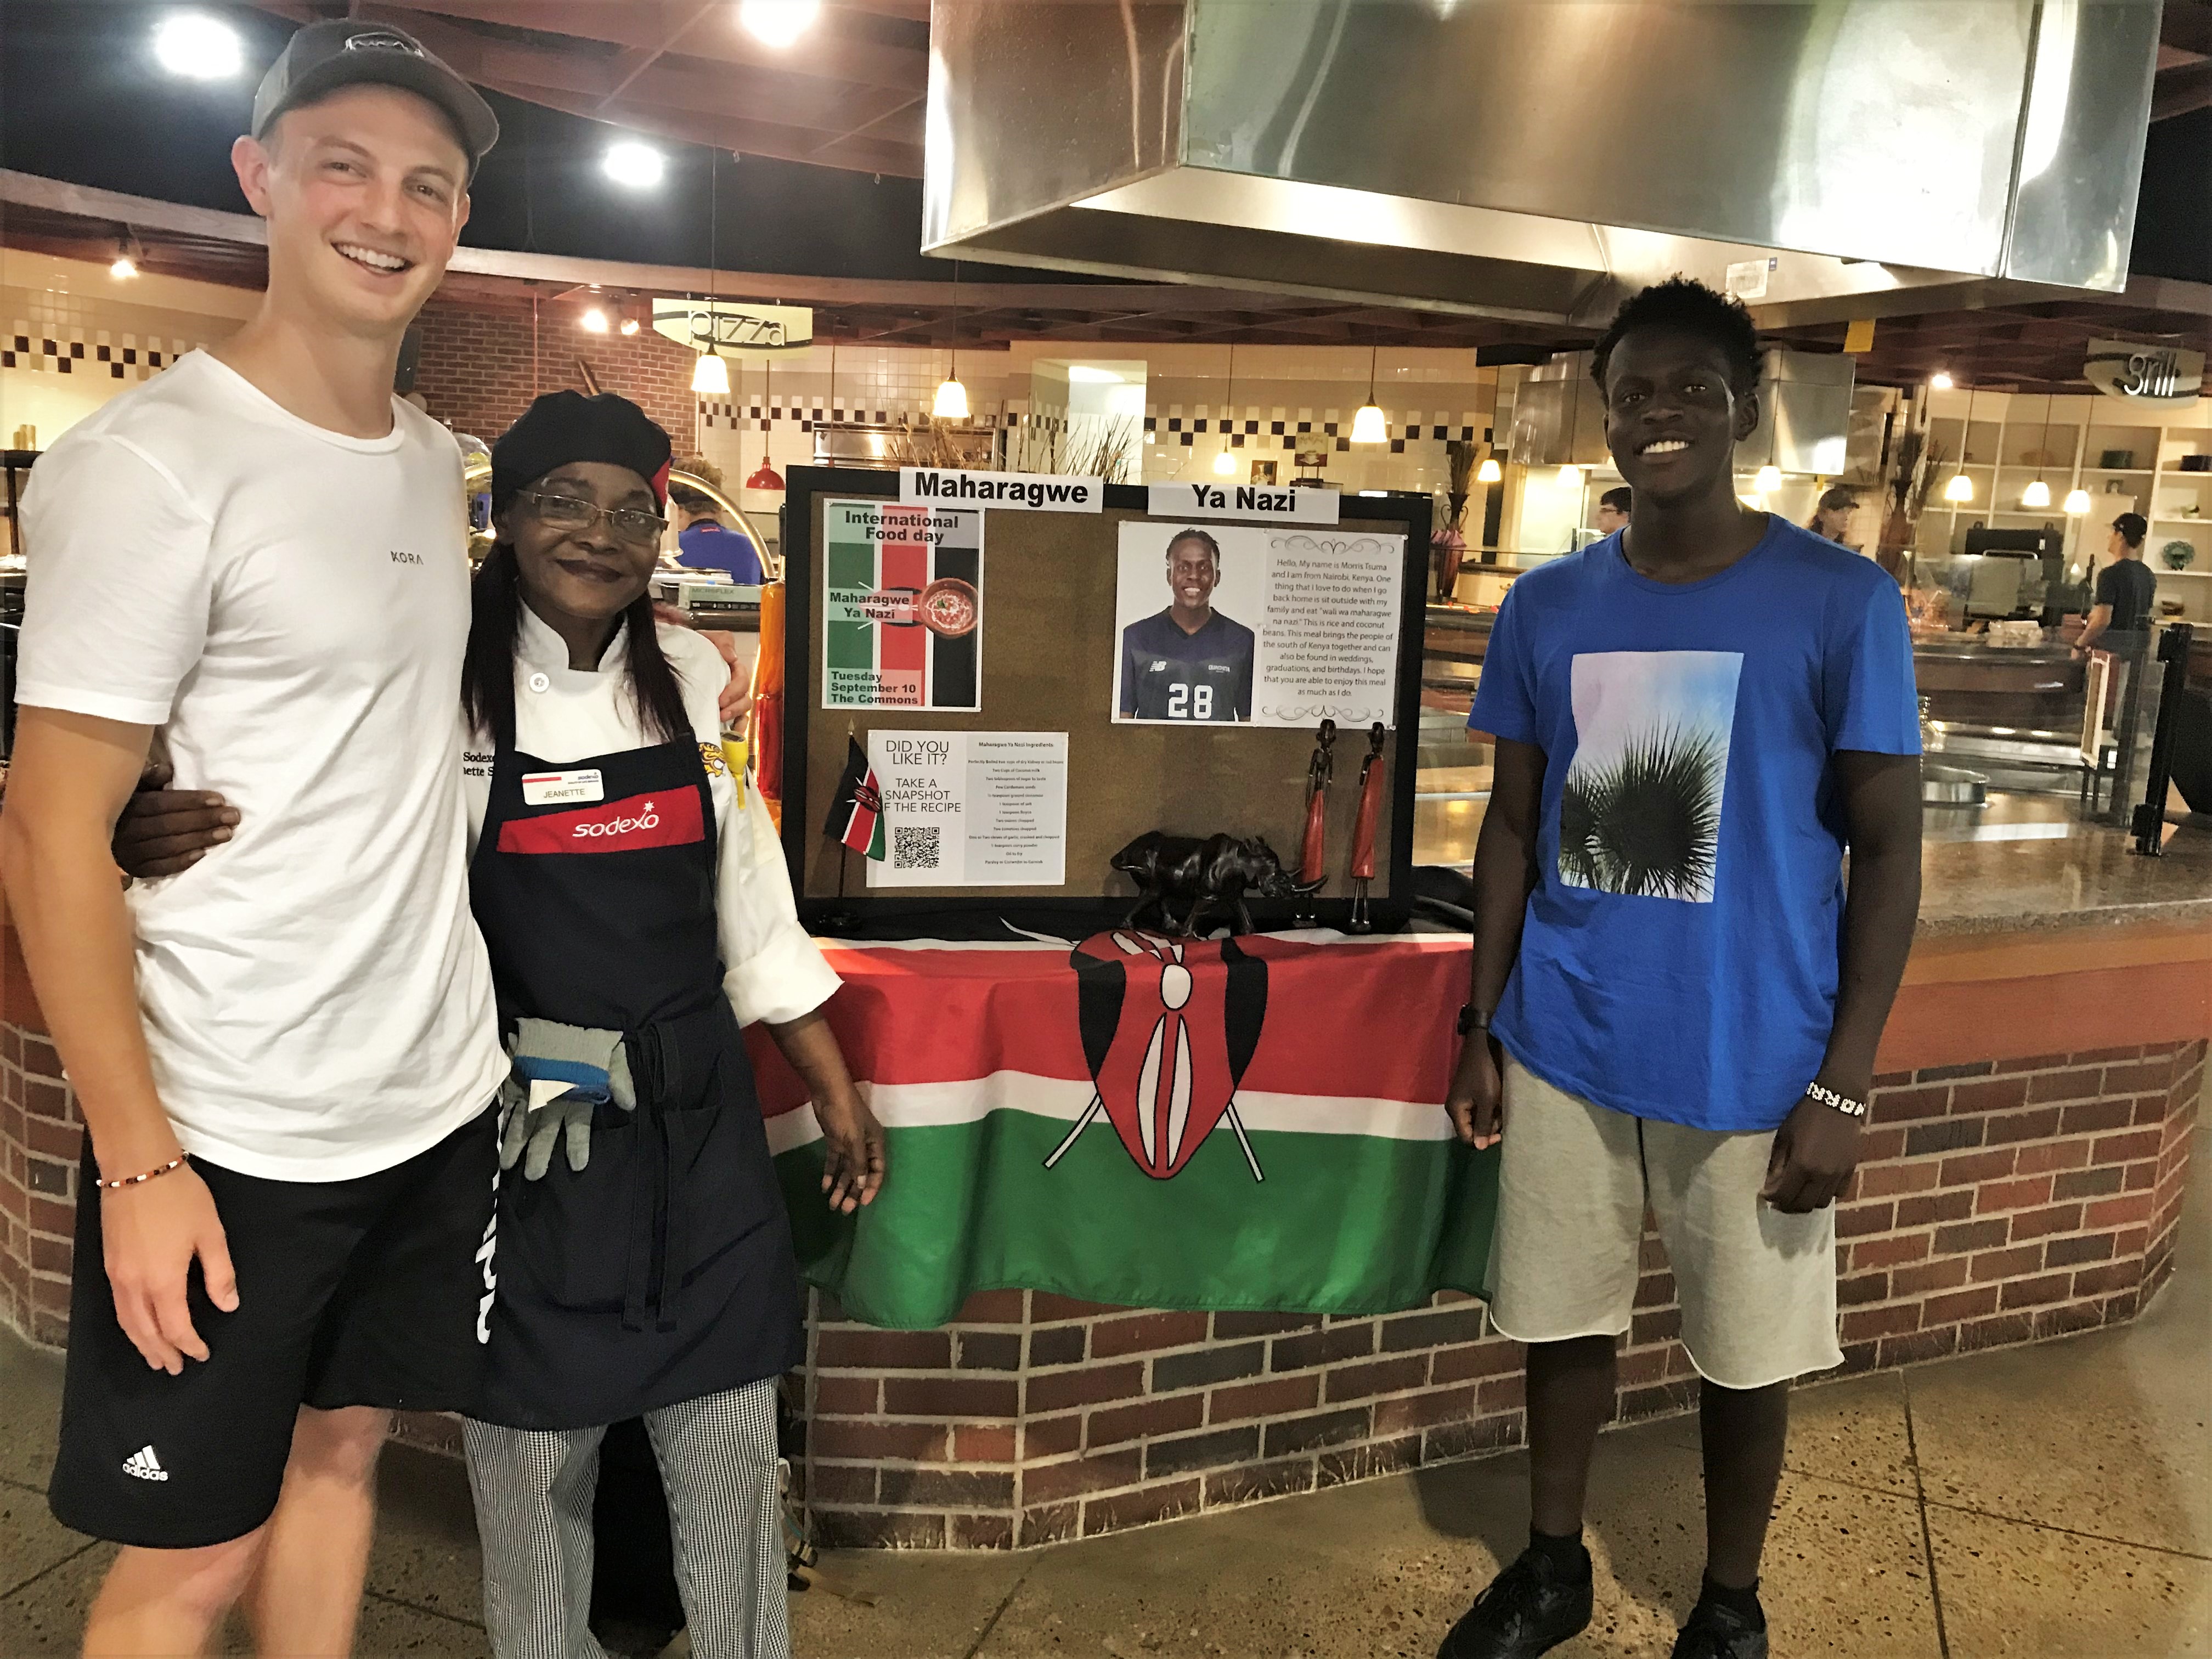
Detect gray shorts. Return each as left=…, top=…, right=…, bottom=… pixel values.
left=1485, top=1059, right=1843, bottom=1389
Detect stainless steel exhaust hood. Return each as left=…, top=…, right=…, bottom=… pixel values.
left=923, top=0, right=2162, bottom=325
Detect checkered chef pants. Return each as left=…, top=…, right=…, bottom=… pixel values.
left=462, top=1380, right=790, bottom=1659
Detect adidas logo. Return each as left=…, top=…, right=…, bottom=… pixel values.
left=122, top=1446, right=168, bottom=1482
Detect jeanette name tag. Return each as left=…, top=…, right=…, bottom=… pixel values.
left=521, top=769, right=604, bottom=806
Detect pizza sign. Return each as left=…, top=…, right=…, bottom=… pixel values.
left=651, top=299, right=814, bottom=360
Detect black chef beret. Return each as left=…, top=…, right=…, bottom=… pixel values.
left=490, top=391, right=673, bottom=515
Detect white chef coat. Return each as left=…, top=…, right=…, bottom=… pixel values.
left=18, top=351, right=502, bottom=1181
left=463, top=607, right=839, bottom=1028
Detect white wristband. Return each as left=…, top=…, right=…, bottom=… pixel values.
left=1806, top=1081, right=1867, bottom=1120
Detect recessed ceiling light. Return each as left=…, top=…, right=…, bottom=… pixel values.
left=738, top=0, right=821, bottom=49
left=154, top=13, right=244, bottom=80
left=602, top=141, right=668, bottom=189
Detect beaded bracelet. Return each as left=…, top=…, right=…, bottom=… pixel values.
left=1805, top=1082, right=1868, bottom=1120
left=94, top=1155, right=186, bottom=1192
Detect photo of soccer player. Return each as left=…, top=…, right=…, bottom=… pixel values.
left=1114, top=527, right=1257, bottom=723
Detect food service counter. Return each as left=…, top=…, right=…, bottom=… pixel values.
left=1426, top=605, right=2169, bottom=741
left=4, top=803, right=2204, bottom=1550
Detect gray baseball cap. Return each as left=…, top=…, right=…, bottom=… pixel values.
left=251, top=20, right=499, bottom=171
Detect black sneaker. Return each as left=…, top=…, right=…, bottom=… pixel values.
left=1436, top=1547, right=1594, bottom=1658
left=1670, top=1596, right=1769, bottom=1659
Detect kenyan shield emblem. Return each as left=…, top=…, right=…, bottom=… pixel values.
left=1045, top=930, right=1268, bottom=1181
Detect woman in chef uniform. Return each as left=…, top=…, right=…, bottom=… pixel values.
left=462, top=391, right=881, bottom=1659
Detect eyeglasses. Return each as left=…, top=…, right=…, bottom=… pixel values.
left=521, top=490, right=667, bottom=548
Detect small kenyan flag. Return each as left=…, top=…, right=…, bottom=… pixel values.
left=823, top=736, right=885, bottom=858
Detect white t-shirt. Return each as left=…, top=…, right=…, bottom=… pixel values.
left=16, top=351, right=503, bottom=1182
left=464, top=608, right=839, bottom=1028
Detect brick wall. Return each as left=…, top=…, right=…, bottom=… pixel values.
left=410, top=301, right=701, bottom=447
left=795, top=1039, right=2206, bottom=1549
left=0, top=1023, right=77, bottom=1346
left=5, top=1025, right=2203, bottom=1550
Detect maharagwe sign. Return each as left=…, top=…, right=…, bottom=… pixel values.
left=652, top=298, right=814, bottom=359
left=2085, top=339, right=2203, bottom=413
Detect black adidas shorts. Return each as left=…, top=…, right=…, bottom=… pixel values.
left=48, top=1104, right=499, bottom=1549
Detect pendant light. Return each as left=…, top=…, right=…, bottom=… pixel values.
left=691, top=339, right=730, bottom=396
left=1350, top=345, right=1387, bottom=444
left=1213, top=344, right=1240, bottom=476
left=1476, top=454, right=1502, bottom=483
left=691, top=151, right=730, bottom=396
left=932, top=262, right=969, bottom=421
left=1943, top=382, right=1976, bottom=503
left=1754, top=463, right=1784, bottom=495
left=2064, top=486, right=2092, bottom=516
left=746, top=360, right=784, bottom=492
left=2019, top=391, right=2053, bottom=508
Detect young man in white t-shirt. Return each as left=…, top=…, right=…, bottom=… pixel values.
left=0, top=24, right=504, bottom=1656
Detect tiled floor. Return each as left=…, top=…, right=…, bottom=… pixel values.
left=4, top=1130, right=2205, bottom=1658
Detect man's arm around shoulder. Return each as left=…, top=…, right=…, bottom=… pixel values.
left=0, top=708, right=238, bottom=1373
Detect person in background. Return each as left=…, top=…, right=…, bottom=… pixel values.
left=1593, top=486, right=1631, bottom=537
left=2073, top=512, right=2155, bottom=659
left=1439, top=278, right=1921, bottom=1659
left=1807, top=484, right=1859, bottom=546
left=0, top=25, right=506, bottom=1656
left=670, top=455, right=765, bottom=585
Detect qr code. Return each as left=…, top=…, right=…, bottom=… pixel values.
left=893, top=825, right=941, bottom=871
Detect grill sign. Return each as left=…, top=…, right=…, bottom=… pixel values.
left=2085, top=340, right=2203, bottom=412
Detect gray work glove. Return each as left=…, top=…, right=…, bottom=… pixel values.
left=498, top=1018, right=635, bottom=1181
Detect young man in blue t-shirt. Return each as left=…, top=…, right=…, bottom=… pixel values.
left=1438, top=280, right=1922, bottom=1659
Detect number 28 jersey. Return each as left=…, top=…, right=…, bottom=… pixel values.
left=1118, top=608, right=1256, bottom=722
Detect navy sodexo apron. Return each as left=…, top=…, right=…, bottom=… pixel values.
left=469, top=735, right=805, bottom=1431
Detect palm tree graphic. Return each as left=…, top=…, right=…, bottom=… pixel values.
left=1559, top=724, right=1726, bottom=900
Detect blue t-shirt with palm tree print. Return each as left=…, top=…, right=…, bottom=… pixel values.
left=1468, top=518, right=1919, bottom=1132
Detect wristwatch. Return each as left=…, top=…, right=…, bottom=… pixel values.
left=1806, top=1081, right=1868, bottom=1120
left=1457, top=1005, right=1491, bottom=1036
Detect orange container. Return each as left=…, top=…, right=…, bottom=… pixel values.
left=748, top=582, right=786, bottom=830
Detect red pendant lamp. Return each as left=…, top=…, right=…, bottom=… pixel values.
left=746, top=360, right=785, bottom=492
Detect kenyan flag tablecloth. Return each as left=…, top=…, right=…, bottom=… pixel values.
left=749, top=930, right=1497, bottom=1330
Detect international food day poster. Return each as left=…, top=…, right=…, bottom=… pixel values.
left=822, top=499, right=984, bottom=710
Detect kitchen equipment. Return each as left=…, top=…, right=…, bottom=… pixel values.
left=1960, top=527, right=2066, bottom=622
left=1922, top=765, right=1990, bottom=807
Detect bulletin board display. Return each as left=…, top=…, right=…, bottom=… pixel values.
left=778, top=468, right=1430, bottom=929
